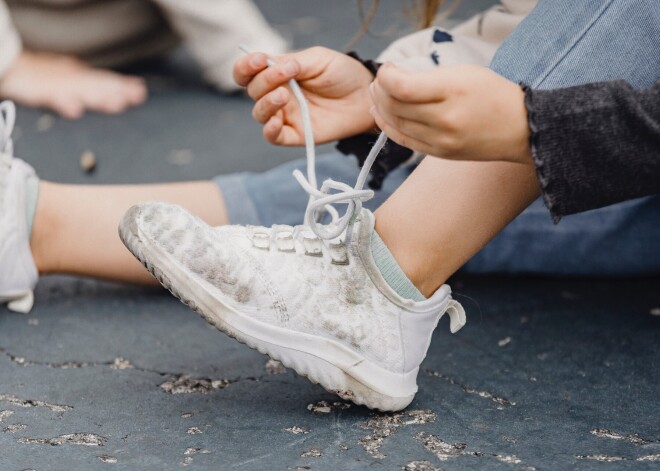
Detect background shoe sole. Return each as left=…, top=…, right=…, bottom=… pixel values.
left=119, top=206, right=416, bottom=411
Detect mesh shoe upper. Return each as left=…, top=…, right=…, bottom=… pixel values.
left=0, top=153, right=38, bottom=297
left=131, top=202, right=460, bottom=374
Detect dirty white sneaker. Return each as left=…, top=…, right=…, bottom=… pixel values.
left=0, top=102, right=38, bottom=313
left=120, top=53, right=466, bottom=410
left=120, top=204, right=465, bottom=411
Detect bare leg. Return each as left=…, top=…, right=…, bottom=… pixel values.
left=31, top=181, right=227, bottom=285
left=375, top=156, right=541, bottom=297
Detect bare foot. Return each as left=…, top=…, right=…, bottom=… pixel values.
left=0, top=51, right=148, bottom=119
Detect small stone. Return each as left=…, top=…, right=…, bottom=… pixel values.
left=19, top=432, right=107, bottom=446
left=0, top=410, right=14, bottom=422
left=181, top=413, right=193, bottom=419
left=36, top=114, right=55, bottom=132
left=300, top=448, right=322, bottom=458
left=97, top=455, right=118, bottom=464
left=285, top=426, right=309, bottom=435
left=265, top=359, right=287, bottom=375
left=160, top=375, right=230, bottom=394
left=80, top=150, right=97, bottom=173
left=168, top=149, right=194, bottom=166
left=496, top=454, right=522, bottom=464
left=403, top=461, right=440, bottom=471
left=184, top=448, right=200, bottom=455
left=307, top=401, right=332, bottom=414
left=498, top=337, right=512, bottom=347
left=110, top=358, right=133, bottom=370
left=187, top=426, right=203, bottom=435
left=3, top=423, right=27, bottom=433
left=576, top=454, right=627, bottom=462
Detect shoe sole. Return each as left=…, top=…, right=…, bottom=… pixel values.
left=119, top=208, right=416, bottom=411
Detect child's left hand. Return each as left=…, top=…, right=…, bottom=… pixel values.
left=370, top=63, right=533, bottom=165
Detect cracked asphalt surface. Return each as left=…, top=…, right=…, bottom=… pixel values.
left=1, top=1, right=659, bottom=469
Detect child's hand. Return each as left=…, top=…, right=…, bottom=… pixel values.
left=0, top=51, right=147, bottom=119
left=370, top=63, right=533, bottom=165
left=234, top=47, right=375, bottom=146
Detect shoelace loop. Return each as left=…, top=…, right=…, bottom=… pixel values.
left=240, top=46, right=387, bottom=242
left=0, top=101, right=16, bottom=156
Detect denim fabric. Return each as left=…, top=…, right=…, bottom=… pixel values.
left=474, top=0, right=660, bottom=275
left=217, top=0, right=660, bottom=276
left=490, top=0, right=660, bottom=89
left=214, top=153, right=414, bottom=227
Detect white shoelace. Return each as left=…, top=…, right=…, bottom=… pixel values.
left=0, top=101, right=16, bottom=156
left=240, top=46, right=388, bottom=243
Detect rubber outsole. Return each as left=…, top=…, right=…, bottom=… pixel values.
left=119, top=207, right=415, bottom=411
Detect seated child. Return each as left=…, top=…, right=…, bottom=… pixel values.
left=0, top=0, right=287, bottom=118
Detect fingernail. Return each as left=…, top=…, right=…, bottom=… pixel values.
left=249, top=54, right=262, bottom=68
left=283, top=60, right=298, bottom=76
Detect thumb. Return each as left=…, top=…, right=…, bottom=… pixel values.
left=375, top=62, right=449, bottom=103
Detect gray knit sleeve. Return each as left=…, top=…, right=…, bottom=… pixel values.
left=525, top=81, right=660, bottom=223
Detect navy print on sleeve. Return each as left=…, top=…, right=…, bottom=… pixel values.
left=433, top=29, right=453, bottom=43
left=430, top=51, right=440, bottom=65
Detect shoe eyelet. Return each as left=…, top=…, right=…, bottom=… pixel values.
left=275, top=234, right=295, bottom=253
left=329, top=242, right=349, bottom=265
left=303, top=236, right=323, bottom=257
left=249, top=227, right=271, bottom=250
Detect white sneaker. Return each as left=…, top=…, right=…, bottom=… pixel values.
left=0, top=101, right=38, bottom=313
left=120, top=54, right=466, bottom=410
left=119, top=204, right=465, bottom=411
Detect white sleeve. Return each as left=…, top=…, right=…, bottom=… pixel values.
left=377, top=0, right=538, bottom=71
left=0, top=1, right=22, bottom=79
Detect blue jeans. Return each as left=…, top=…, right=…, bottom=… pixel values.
left=216, top=0, right=660, bottom=276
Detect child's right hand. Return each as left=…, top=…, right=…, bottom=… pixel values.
left=0, top=51, right=147, bottom=119
left=234, top=47, right=375, bottom=146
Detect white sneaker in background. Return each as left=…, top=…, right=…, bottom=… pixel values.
left=0, top=101, right=38, bottom=313
left=120, top=203, right=465, bottom=411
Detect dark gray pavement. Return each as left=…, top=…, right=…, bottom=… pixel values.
left=1, top=2, right=659, bottom=470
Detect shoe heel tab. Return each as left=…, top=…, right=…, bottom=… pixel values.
left=447, top=299, right=466, bottom=333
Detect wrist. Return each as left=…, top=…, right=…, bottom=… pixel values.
left=515, top=83, right=535, bottom=166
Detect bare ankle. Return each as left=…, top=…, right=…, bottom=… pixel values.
left=374, top=210, right=450, bottom=298
left=29, top=181, right=60, bottom=274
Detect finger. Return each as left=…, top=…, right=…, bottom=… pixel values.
left=376, top=62, right=450, bottom=104
left=233, top=52, right=269, bottom=87
left=245, top=58, right=300, bottom=101
left=370, top=80, right=433, bottom=124
left=372, top=108, right=433, bottom=155
left=252, top=87, right=289, bottom=124
left=263, top=116, right=302, bottom=146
